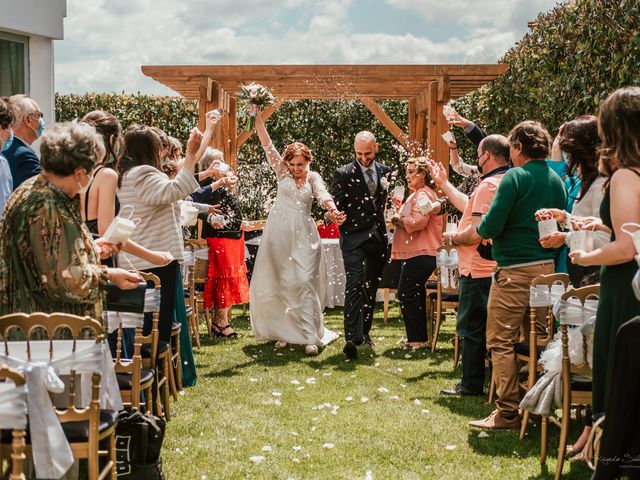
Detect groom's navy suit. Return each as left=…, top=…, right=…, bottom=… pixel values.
left=331, top=160, right=391, bottom=344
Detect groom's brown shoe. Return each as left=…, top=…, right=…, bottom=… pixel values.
left=343, top=341, right=358, bottom=360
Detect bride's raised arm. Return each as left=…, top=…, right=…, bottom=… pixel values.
left=254, top=109, right=288, bottom=179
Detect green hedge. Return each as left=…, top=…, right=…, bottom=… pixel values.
left=455, top=0, right=640, bottom=138
left=55, top=93, right=408, bottom=219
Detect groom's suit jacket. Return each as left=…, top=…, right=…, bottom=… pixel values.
left=330, top=160, right=391, bottom=251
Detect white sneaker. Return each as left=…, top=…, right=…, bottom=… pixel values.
left=275, top=340, right=287, bottom=349
left=305, top=345, right=319, bottom=356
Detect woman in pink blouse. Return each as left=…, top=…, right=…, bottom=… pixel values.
left=391, top=157, right=443, bottom=350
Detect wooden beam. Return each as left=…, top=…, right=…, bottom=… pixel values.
left=228, top=97, right=238, bottom=171
left=438, top=75, right=451, bottom=103
left=427, top=81, right=438, bottom=161
left=408, top=98, right=416, bottom=142
left=236, top=98, right=286, bottom=149
left=359, top=97, right=408, bottom=148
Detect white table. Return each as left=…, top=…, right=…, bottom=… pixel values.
left=245, top=236, right=346, bottom=307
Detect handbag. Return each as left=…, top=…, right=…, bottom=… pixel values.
left=105, top=282, right=146, bottom=313
left=115, top=409, right=166, bottom=479
left=476, top=239, right=493, bottom=261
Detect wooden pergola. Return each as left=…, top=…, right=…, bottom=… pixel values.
left=142, top=65, right=507, bottom=170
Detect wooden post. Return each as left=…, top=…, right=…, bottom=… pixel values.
left=408, top=98, right=416, bottom=143
left=228, top=97, right=238, bottom=171
left=436, top=76, right=451, bottom=170
left=427, top=81, right=439, bottom=162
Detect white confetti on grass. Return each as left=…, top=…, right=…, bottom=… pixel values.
left=397, top=368, right=404, bottom=372
left=365, top=470, right=374, bottom=480
left=296, top=386, right=305, bottom=391
left=478, top=431, right=490, bottom=438
left=292, top=458, right=300, bottom=463
left=250, top=456, right=265, bottom=463
left=421, top=409, right=429, bottom=414
left=404, top=354, right=412, bottom=359
left=293, top=446, right=302, bottom=451
left=262, top=446, right=272, bottom=452
left=377, top=387, right=390, bottom=393
left=323, top=443, right=335, bottom=449
left=272, top=392, right=282, bottom=397
left=275, top=399, right=282, bottom=406
left=306, top=377, right=317, bottom=384
left=291, top=379, right=300, bottom=385
left=414, top=399, right=422, bottom=406
left=389, top=395, right=400, bottom=401
left=445, top=445, right=457, bottom=451
left=249, top=378, right=258, bottom=382
left=345, top=396, right=353, bottom=401
left=361, top=397, right=369, bottom=403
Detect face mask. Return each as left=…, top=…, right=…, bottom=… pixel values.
left=1, top=131, right=13, bottom=152
left=77, top=170, right=94, bottom=195
left=633, top=268, right=640, bottom=301
left=30, top=116, right=45, bottom=138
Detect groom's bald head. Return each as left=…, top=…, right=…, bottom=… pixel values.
left=354, top=131, right=378, bottom=167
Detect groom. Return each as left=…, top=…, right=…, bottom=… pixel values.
left=330, top=131, right=391, bottom=359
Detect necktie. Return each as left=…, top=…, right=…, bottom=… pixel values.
left=366, top=168, right=376, bottom=196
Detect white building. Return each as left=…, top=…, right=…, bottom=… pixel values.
left=0, top=0, right=67, bottom=126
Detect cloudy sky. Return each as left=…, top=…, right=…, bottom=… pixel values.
left=55, top=0, right=560, bottom=96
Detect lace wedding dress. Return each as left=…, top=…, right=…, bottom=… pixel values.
left=250, top=143, right=339, bottom=347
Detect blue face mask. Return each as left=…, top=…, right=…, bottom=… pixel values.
left=1, top=131, right=13, bottom=152
left=36, top=117, right=45, bottom=137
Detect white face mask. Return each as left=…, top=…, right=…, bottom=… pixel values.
left=77, top=170, right=94, bottom=195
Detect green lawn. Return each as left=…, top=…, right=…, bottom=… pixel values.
left=163, top=305, right=591, bottom=479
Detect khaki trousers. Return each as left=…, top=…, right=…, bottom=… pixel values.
left=487, top=262, right=555, bottom=415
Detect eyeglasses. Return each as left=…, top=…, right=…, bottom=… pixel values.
left=29, top=111, right=44, bottom=119
left=476, top=151, right=487, bottom=163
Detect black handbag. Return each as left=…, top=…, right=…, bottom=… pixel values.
left=105, top=282, right=146, bottom=313
left=476, top=240, right=493, bottom=261
left=115, top=409, right=166, bottom=479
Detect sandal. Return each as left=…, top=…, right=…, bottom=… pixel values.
left=214, top=323, right=239, bottom=338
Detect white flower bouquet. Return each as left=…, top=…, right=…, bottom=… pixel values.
left=237, top=82, right=276, bottom=131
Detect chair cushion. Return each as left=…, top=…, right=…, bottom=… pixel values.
left=514, top=342, right=545, bottom=357
left=62, top=409, right=119, bottom=443
left=425, top=280, right=438, bottom=290
left=1, top=410, right=119, bottom=443
left=171, top=322, right=181, bottom=333
left=428, top=291, right=459, bottom=302
left=185, top=306, right=193, bottom=315
left=116, top=369, right=155, bottom=390
left=141, top=340, right=169, bottom=358
left=571, top=379, right=592, bottom=392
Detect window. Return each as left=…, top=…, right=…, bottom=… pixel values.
left=0, top=31, right=29, bottom=96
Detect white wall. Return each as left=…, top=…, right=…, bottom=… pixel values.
left=0, top=0, right=66, bottom=126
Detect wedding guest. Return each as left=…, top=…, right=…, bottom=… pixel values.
left=536, top=115, right=609, bottom=287
left=117, top=125, right=202, bottom=344
left=80, top=110, right=173, bottom=358
left=390, top=157, right=442, bottom=351
left=168, top=136, right=183, bottom=161
left=468, top=121, right=567, bottom=430
left=431, top=135, right=510, bottom=396
left=197, top=171, right=248, bottom=338
left=569, top=87, right=640, bottom=426
left=4, top=94, right=43, bottom=189
left=0, top=121, right=141, bottom=317
left=0, top=97, right=15, bottom=213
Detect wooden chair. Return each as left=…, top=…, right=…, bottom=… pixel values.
left=183, top=241, right=201, bottom=349
left=541, top=285, right=599, bottom=479
left=429, top=245, right=460, bottom=353
left=114, top=325, right=153, bottom=415
left=138, top=271, right=173, bottom=421
left=518, top=273, right=570, bottom=439
left=0, top=312, right=117, bottom=480
left=0, top=366, right=27, bottom=480
left=186, top=239, right=214, bottom=337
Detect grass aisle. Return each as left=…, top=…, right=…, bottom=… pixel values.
left=163, top=306, right=590, bottom=479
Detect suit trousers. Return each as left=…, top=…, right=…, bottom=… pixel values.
left=486, top=262, right=554, bottom=415
left=342, top=236, right=387, bottom=343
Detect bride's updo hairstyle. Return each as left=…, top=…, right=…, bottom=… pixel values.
left=283, top=142, right=313, bottom=164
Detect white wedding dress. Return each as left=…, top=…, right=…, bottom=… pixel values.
left=250, top=142, right=339, bottom=347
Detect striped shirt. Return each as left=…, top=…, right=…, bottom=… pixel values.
left=118, top=165, right=199, bottom=271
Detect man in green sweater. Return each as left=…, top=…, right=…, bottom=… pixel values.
left=468, top=121, right=567, bottom=430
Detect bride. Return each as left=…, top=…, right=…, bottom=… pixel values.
left=250, top=109, right=345, bottom=355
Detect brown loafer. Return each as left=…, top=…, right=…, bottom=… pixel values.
left=468, top=409, right=520, bottom=430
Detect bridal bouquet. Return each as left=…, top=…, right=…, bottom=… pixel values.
left=237, top=82, right=276, bottom=131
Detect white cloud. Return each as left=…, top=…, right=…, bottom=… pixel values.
left=55, top=0, right=559, bottom=95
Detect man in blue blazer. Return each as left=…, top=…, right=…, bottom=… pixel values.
left=331, top=131, right=391, bottom=359
left=5, top=95, right=43, bottom=190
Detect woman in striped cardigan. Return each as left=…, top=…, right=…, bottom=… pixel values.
left=117, top=125, right=202, bottom=347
